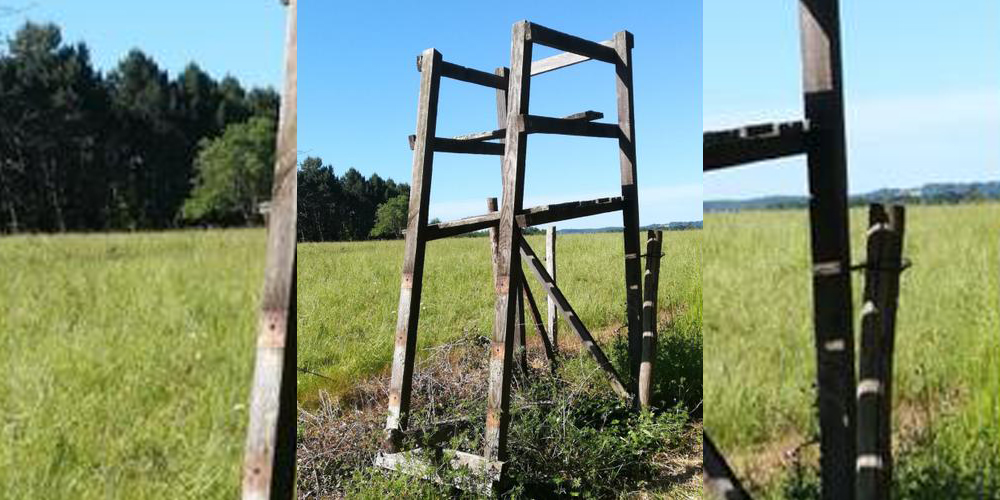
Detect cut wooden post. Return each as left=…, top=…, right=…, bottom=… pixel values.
left=704, top=432, right=752, bottom=500
left=488, top=198, right=527, bottom=378
left=799, top=1, right=856, bottom=497
left=856, top=204, right=905, bottom=500
left=613, top=30, right=644, bottom=404
left=384, top=48, right=443, bottom=452
left=639, top=230, right=662, bottom=409
left=520, top=238, right=630, bottom=399
left=242, top=1, right=296, bottom=498
left=483, top=21, right=532, bottom=464
left=546, top=226, right=558, bottom=352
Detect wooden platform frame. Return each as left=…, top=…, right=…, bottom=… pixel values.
left=380, top=21, right=644, bottom=491
left=703, top=1, right=855, bottom=499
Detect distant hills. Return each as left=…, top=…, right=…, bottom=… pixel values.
left=705, top=181, right=1000, bottom=212
left=556, top=221, right=703, bottom=234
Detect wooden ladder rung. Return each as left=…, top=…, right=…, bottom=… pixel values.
left=704, top=120, right=810, bottom=171
left=522, top=114, right=619, bottom=138
left=408, top=111, right=605, bottom=150
left=424, top=196, right=624, bottom=241
left=424, top=59, right=506, bottom=90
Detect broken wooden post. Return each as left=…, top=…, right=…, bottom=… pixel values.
left=546, top=225, right=558, bottom=352
left=704, top=432, right=752, bottom=499
left=639, top=230, right=662, bottom=409
left=856, top=204, right=906, bottom=500
left=242, top=0, right=296, bottom=498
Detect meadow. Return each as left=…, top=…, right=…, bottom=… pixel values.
left=0, top=229, right=266, bottom=499
left=296, top=230, right=704, bottom=498
left=297, top=230, right=702, bottom=405
left=704, top=203, right=1000, bottom=497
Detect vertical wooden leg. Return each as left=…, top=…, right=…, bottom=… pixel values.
left=546, top=226, right=558, bottom=353
left=484, top=21, right=532, bottom=463
left=384, top=48, right=442, bottom=452
left=242, top=2, right=296, bottom=498
left=613, top=30, right=643, bottom=403
left=799, top=1, right=855, bottom=497
left=639, top=230, right=662, bottom=410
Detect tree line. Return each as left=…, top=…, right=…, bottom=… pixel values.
left=0, top=22, right=280, bottom=234
left=297, top=157, right=412, bottom=242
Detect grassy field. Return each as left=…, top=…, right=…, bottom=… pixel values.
left=705, top=203, right=1000, bottom=497
left=0, top=229, right=265, bottom=499
left=297, top=230, right=703, bottom=405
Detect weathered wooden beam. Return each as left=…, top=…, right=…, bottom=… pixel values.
left=423, top=196, right=624, bottom=241
left=525, top=22, right=619, bottom=64
left=242, top=1, right=296, bottom=499
left=530, top=40, right=616, bottom=76
left=638, top=230, right=662, bottom=409
left=434, top=60, right=507, bottom=89
left=521, top=114, right=619, bottom=138
left=703, top=121, right=810, bottom=171
left=704, top=432, right=752, bottom=499
left=799, top=1, right=856, bottom=498
left=409, top=111, right=604, bottom=149
left=613, top=29, right=644, bottom=405
left=433, top=137, right=504, bottom=155
left=856, top=204, right=905, bottom=500
left=375, top=448, right=505, bottom=496
left=520, top=238, right=631, bottom=399
left=488, top=199, right=527, bottom=378
left=545, top=226, right=558, bottom=352
left=483, top=20, right=532, bottom=464
left=384, top=48, right=443, bottom=453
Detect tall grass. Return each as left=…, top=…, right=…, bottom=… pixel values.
left=704, top=204, right=1000, bottom=495
left=0, top=229, right=265, bottom=499
left=297, top=230, right=702, bottom=405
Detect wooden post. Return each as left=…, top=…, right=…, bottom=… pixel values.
left=856, top=204, right=905, bottom=500
left=704, top=432, right=752, bottom=500
left=384, top=48, right=443, bottom=452
left=639, top=230, right=662, bottom=409
left=484, top=21, right=532, bottom=464
left=546, top=225, right=558, bottom=352
left=488, top=197, right=527, bottom=378
left=613, top=30, right=643, bottom=403
left=242, top=1, right=296, bottom=498
left=799, top=1, right=856, bottom=497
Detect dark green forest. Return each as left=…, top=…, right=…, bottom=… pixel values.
left=0, top=22, right=280, bottom=233
left=297, top=157, right=411, bottom=242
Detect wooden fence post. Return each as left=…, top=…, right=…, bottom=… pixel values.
left=856, top=204, right=906, bottom=500
left=546, top=226, right=558, bottom=352
left=639, top=230, right=662, bottom=409
left=242, top=1, right=296, bottom=498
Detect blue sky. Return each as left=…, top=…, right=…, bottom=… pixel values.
left=0, top=0, right=287, bottom=89
left=705, top=1, right=1000, bottom=200
left=300, top=1, right=702, bottom=227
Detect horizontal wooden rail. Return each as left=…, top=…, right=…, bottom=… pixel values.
left=525, top=22, right=619, bottom=64
left=520, top=238, right=630, bottom=399
left=704, top=120, right=810, bottom=171
left=411, top=111, right=605, bottom=149
left=522, top=114, right=619, bottom=138
left=433, top=138, right=504, bottom=155
left=375, top=448, right=504, bottom=496
left=420, top=59, right=506, bottom=89
left=531, top=40, right=616, bottom=76
left=424, top=196, right=623, bottom=241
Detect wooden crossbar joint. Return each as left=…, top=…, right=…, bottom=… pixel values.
left=524, top=21, right=619, bottom=64
left=521, top=114, right=619, bottom=138
left=424, top=196, right=624, bottom=241
left=704, top=120, right=810, bottom=171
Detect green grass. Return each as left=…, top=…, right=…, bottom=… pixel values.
left=0, top=229, right=265, bottom=499
left=297, top=230, right=703, bottom=404
left=704, top=203, right=1000, bottom=496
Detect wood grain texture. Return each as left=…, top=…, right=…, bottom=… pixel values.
left=384, top=48, right=443, bottom=452
left=525, top=22, right=618, bottom=64
left=483, top=21, right=532, bottom=463
left=613, top=30, right=644, bottom=404
left=440, top=60, right=507, bottom=89
left=546, top=226, right=558, bottom=352
left=638, top=230, right=662, bottom=409
left=856, top=204, right=905, bottom=500
left=799, top=1, right=856, bottom=497
left=242, top=1, right=296, bottom=498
